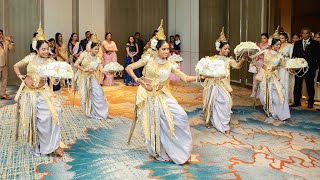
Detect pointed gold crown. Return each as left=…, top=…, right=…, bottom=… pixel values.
left=271, top=25, right=280, bottom=39
left=35, top=23, right=47, bottom=41
left=155, top=19, right=166, bottom=40
left=90, top=32, right=99, bottom=43
left=216, top=27, right=227, bottom=43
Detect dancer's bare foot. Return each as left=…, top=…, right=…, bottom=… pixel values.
left=107, top=115, right=113, bottom=119
left=187, top=154, right=200, bottom=163
left=55, top=146, right=64, bottom=157
left=206, top=123, right=213, bottom=129
left=226, top=130, right=231, bottom=134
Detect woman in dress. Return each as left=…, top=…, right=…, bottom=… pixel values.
left=250, top=33, right=270, bottom=98
left=279, top=32, right=294, bottom=104
left=102, top=32, right=118, bottom=86
left=56, top=33, right=69, bottom=87
left=169, top=35, right=181, bottom=81
left=126, top=27, right=198, bottom=164
left=291, top=33, right=300, bottom=45
left=74, top=42, right=110, bottom=120
left=203, top=29, right=246, bottom=133
left=253, top=38, right=291, bottom=121
left=68, top=33, right=83, bottom=72
left=124, top=36, right=140, bottom=86
left=13, top=37, right=64, bottom=156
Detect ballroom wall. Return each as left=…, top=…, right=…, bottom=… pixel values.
left=1, top=0, right=317, bottom=85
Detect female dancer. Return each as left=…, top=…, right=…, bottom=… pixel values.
left=74, top=42, right=110, bottom=120
left=253, top=38, right=291, bottom=120
left=203, top=28, right=246, bottom=133
left=123, top=36, right=140, bottom=86
left=13, top=30, right=63, bottom=156
left=278, top=32, right=294, bottom=104
left=126, top=24, right=198, bottom=164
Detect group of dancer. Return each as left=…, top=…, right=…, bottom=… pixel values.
left=11, top=20, right=318, bottom=165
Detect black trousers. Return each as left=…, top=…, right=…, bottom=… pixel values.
left=294, top=68, right=316, bottom=105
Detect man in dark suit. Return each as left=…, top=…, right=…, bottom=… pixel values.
left=80, top=31, right=91, bottom=50
left=292, top=27, right=320, bottom=108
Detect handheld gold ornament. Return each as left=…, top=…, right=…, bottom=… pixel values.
left=271, top=25, right=280, bottom=39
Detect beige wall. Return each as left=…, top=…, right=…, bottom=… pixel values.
left=168, top=0, right=199, bottom=75
left=106, top=0, right=168, bottom=66
left=199, top=0, right=271, bottom=87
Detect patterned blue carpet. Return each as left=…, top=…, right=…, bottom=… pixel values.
left=1, top=84, right=320, bottom=179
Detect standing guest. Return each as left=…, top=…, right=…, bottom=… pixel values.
left=0, top=30, right=14, bottom=100
left=168, top=35, right=175, bottom=55
left=102, top=32, right=118, bottom=86
left=55, top=33, right=68, bottom=62
left=13, top=26, right=64, bottom=156
left=135, top=32, right=144, bottom=75
left=47, top=38, right=61, bottom=91
left=174, top=34, right=181, bottom=54
left=279, top=32, right=294, bottom=104
left=291, top=27, right=320, bottom=108
left=56, top=33, right=69, bottom=87
left=80, top=31, right=91, bottom=51
left=291, top=33, right=301, bottom=45
left=252, top=38, right=291, bottom=120
left=314, top=32, right=320, bottom=42
left=30, top=32, right=38, bottom=53
left=48, top=38, right=57, bottom=59
left=124, top=36, right=140, bottom=86
left=134, top=32, right=144, bottom=59
left=169, top=35, right=181, bottom=81
left=68, top=33, right=83, bottom=75
left=250, top=33, right=270, bottom=98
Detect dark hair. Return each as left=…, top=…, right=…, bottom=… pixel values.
left=219, top=41, right=229, bottom=49
left=105, top=32, right=112, bottom=39
left=169, top=35, right=175, bottom=42
left=33, top=32, right=38, bottom=38
left=261, top=33, right=269, bottom=39
left=90, top=42, right=99, bottom=49
left=175, top=34, right=180, bottom=37
left=279, top=32, right=289, bottom=40
left=0, top=29, right=3, bottom=33
left=55, top=33, right=62, bottom=47
left=68, top=33, right=77, bottom=44
left=36, top=40, right=48, bottom=50
left=48, top=38, right=55, bottom=43
left=271, top=38, right=280, bottom=46
left=135, top=32, right=140, bottom=36
left=301, top=27, right=311, bottom=33
left=156, top=40, right=168, bottom=50
left=85, top=31, right=90, bottom=35
left=292, top=33, right=300, bottom=38
left=315, top=32, right=320, bottom=36
left=153, top=30, right=158, bottom=36
left=127, top=36, right=134, bottom=44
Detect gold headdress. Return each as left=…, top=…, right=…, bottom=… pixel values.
left=34, top=23, right=47, bottom=41
left=270, top=25, right=280, bottom=39
left=90, top=32, right=99, bottom=43
left=32, top=23, right=47, bottom=50
left=215, top=27, right=227, bottom=51
left=143, top=19, right=166, bottom=51
left=155, top=19, right=166, bottom=40
left=216, top=27, right=227, bottom=43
